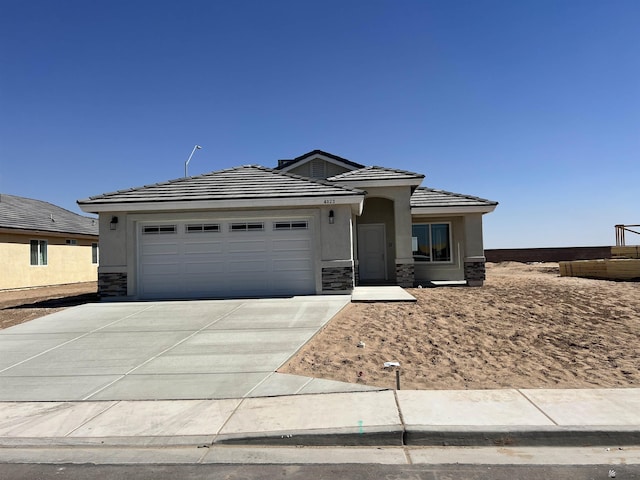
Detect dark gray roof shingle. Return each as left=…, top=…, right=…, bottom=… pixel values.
left=78, top=165, right=364, bottom=206
left=0, top=194, right=98, bottom=236
left=411, top=187, right=498, bottom=208
left=328, top=166, right=425, bottom=182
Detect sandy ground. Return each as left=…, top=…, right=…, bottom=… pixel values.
left=280, top=263, right=640, bottom=390
left=0, top=282, right=98, bottom=330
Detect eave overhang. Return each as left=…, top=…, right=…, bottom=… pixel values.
left=78, top=194, right=365, bottom=216
left=0, top=226, right=99, bottom=239
left=411, top=205, right=498, bottom=215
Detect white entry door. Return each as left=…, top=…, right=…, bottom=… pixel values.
left=357, top=223, right=387, bottom=282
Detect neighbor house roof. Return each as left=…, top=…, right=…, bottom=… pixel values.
left=410, top=187, right=498, bottom=214
left=78, top=165, right=365, bottom=213
left=276, top=149, right=365, bottom=171
left=0, top=193, right=98, bottom=236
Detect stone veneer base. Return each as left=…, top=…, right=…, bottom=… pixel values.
left=322, top=266, right=354, bottom=292
left=395, top=263, right=415, bottom=288
left=98, top=272, right=127, bottom=298
left=464, top=261, right=486, bottom=287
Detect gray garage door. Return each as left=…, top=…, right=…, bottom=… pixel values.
left=138, top=218, right=315, bottom=298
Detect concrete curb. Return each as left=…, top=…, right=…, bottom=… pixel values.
left=2, top=426, right=640, bottom=449
left=2, top=389, right=640, bottom=449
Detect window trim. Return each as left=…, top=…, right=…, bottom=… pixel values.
left=185, top=223, right=220, bottom=233
left=230, top=222, right=264, bottom=232
left=273, top=220, right=309, bottom=231
left=92, top=243, right=99, bottom=264
left=412, top=222, right=453, bottom=264
left=142, top=225, right=177, bottom=235
left=30, top=239, right=48, bottom=266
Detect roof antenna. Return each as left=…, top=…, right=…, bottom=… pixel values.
left=184, top=145, right=202, bottom=177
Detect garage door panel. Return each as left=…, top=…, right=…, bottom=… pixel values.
left=227, top=239, right=267, bottom=254
left=183, top=241, right=224, bottom=255
left=273, top=258, right=313, bottom=272
left=183, top=261, right=225, bottom=274
left=227, top=259, right=268, bottom=272
left=142, top=262, right=181, bottom=275
left=272, top=239, right=311, bottom=253
left=139, top=219, right=315, bottom=298
left=142, top=243, right=180, bottom=255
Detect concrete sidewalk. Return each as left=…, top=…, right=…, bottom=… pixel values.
left=1, top=388, right=639, bottom=448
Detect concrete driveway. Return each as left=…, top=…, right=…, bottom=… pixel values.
left=0, top=296, right=376, bottom=401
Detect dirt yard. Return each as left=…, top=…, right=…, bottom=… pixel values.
left=0, top=282, right=98, bottom=330
left=280, top=263, right=640, bottom=390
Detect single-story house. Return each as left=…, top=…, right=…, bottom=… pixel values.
left=0, top=194, right=99, bottom=290
left=77, top=150, right=497, bottom=299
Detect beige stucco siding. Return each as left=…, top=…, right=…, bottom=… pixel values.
left=0, top=232, right=98, bottom=290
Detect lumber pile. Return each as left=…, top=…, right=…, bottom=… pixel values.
left=612, top=246, right=640, bottom=259
left=560, top=257, right=640, bottom=281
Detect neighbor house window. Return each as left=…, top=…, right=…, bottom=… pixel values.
left=65, top=239, right=77, bottom=245
left=30, top=240, right=47, bottom=266
left=92, top=243, right=99, bottom=264
left=412, top=223, right=451, bottom=262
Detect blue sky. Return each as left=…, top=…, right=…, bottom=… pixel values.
left=1, top=0, right=638, bottom=248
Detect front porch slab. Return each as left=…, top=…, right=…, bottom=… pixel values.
left=351, top=286, right=416, bottom=303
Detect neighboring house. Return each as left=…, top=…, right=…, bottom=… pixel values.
left=0, top=194, right=99, bottom=290
left=78, top=150, right=497, bottom=300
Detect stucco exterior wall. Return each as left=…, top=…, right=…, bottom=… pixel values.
left=0, top=232, right=98, bottom=290
left=98, top=205, right=356, bottom=297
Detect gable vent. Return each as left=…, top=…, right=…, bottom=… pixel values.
left=310, top=159, right=326, bottom=179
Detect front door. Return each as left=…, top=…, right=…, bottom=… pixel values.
left=357, top=223, right=387, bottom=282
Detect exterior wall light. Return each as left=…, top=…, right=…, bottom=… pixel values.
left=110, top=216, right=119, bottom=230
left=329, top=210, right=335, bottom=224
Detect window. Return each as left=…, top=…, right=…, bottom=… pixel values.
left=92, top=243, right=99, bottom=264
left=230, top=222, right=264, bottom=232
left=142, top=225, right=177, bottom=234
left=412, top=223, right=451, bottom=262
left=274, top=220, right=308, bottom=231
left=186, top=223, right=220, bottom=233
left=30, top=240, right=47, bottom=266
left=65, top=239, right=77, bottom=245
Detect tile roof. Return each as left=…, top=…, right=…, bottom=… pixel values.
left=78, top=165, right=364, bottom=206
left=327, top=166, right=425, bottom=182
left=276, top=149, right=365, bottom=170
left=0, top=194, right=98, bottom=236
left=410, top=187, right=498, bottom=208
